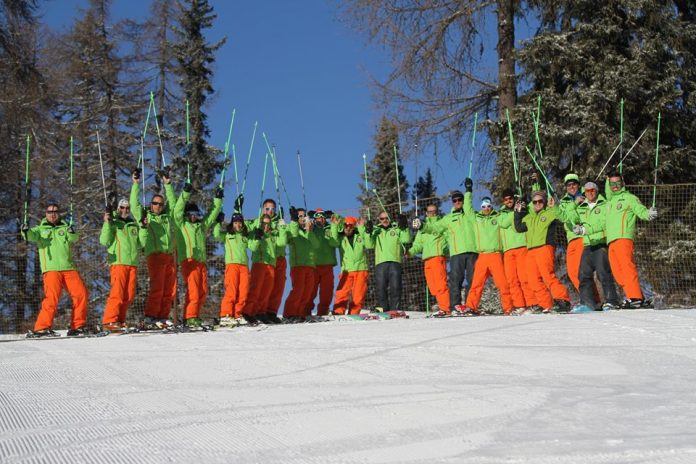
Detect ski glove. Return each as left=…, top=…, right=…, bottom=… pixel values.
left=234, top=194, right=244, bottom=212
left=68, top=225, right=76, bottom=234
left=572, top=224, right=585, bottom=236
left=464, top=177, right=473, bottom=193
left=183, top=182, right=193, bottom=193
left=648, top=207, right=658, bottom=221
left=131, top=168, right=140, bottom=180
left=412, top=218, right=422, bottom=230
left=215, top=212, right=225, bottom=224
left=20, top=223, right=29, bottom=233
left=215, top=187, right=224, bottom=199
left=397, top=213, right=409, bottom=230
left=364, top=220, right=374, bottom=234
left=289, top=206, right=299, bottom=222
left=253, top=228, right=264, bottom=240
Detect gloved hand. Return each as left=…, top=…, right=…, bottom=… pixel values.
left=572, top=224, right=585, bottom=236
left=64, top=213, right=73, bottom=225
left=397, top=213, right=408, bottom=230
left=278, top=217, right=286, bottom=226
left=648, top=207, right=658, bottom=221
left=68, top=225, right=76, bottom=234
left=104, top=212, right=112, bottom=223
left=234, top=194, right=244, bottom=212
left=280, top=206, right=285, bottom=220
left=20, top=223, right=29, bottom=233
left=131, top=168, right=140, bottom=181
left=412, top=218, right=422, bottom=230
left=324, top=210, right=334, bottom=218
left=215, top=212, right=225, bottom=224
left=215, top=187, right=224, bottom=199
left=514, top=200, right=525, bottom=213
left=289, top=206, right=299, bottom=222
left=183, top=182, right=193, bottom=193
left=253, top=228, right=264, bottom=240
left=464, top=177, right=473, bottom=193
left=364, top=219, right=374, bottom=234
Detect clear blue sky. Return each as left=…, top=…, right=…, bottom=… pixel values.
left=40, top=0, right=479, bottom=216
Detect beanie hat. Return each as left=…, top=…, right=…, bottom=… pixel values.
left=531, top=190, right=547, bottom=202
left=118, top=198, right=129, bottom=208
left=231, top=213, right=244, bottom=222
left=501, top=188, right=515, bottom=199
left=184, top=202, right=200, bottom=214
left=564, top=173, right=580, bottom=185
left=480, top=197, right=492, bottom=208
left=344, top=216, right=357, bottom=225
left=450, top=190, right=464, bottom=200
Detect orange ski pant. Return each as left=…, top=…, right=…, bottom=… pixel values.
left=503, top=247, right=536, bottom=308
left=283, top=266, right=316, bottom=318
left=424, top=256, right=450, bottom=312
left=102, top=265, right=137, bottom=324
left=608, top=239, right=643, bottom=300
left=333, top=270, right=369, bottom=315
left=267, top=256, right=286, bottom=315
left=181, top=259, right=208, bottom=320
left=246, top=263, right=275, bottom=316
left=220, top=263, right=250, bottom=318
left=465, top=252, right=513, bottom=313
left=306, top=264, right=334, bottom=316
left=526, top=245, right=570, bottom=309
left=566, top=238, right=584, bottom=291
left=145, top=252, right=177, bottom=319
left=34, top=270, right=88, bottom=331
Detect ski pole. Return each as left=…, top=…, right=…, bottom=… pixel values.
left=615, top=127, right=649, bottom=168
left=468, top=112, right=478, bottom=178
left=524, top=146, right=555, bottom=197
left=141, top=137, right=146, bottom=206
left=362, top=153, right=371, bottom=221
left=414, top=143, right=418, bottom=217
left=96, top=130, right=108, bottom=209
left=271, top=145, right=292, bottom=208
left=619, top=98, right=624, bottom=175
left=532, top=99, right=544, bottom=161
left=262, top=133, right=291, bottom=206
left=23, top=135, right=30, bottom=225
left=297, top=150, right=307, bottom=210
left=149, top=91, right=167, bottom=168
left=185, top=99, right=190, bottom=182
left=270, top=144, right=282, bottom=211
left=218, top=109, right=236, bottom=189
left=240, top=121, right=257, bottom=195
left=139, top=98, right=153, bottom=168
left=232, top=143, right=239, bottom=196
left=652, top=112, right=661, bottom=208
left=371, top=188, right=391, bottom=222
left=393, top=145, right=402, bottom=214
left=594, top=140, right=624, bottom=181
left=259, top=151, right=269, bottom=215
left=69, top=136, right=74, bottom=224
left=505, top=109, right=521, bottom=197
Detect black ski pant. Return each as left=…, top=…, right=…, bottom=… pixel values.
left=449, top=252, right=478, bottom=307
left=375, top=261, right=402, bottom=311
left=579, top=244, right=619, bottom=308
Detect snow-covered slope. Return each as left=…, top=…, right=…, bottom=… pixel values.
left=1, top=309, right=696, bottom=463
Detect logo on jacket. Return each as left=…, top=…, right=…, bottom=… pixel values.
left=594, top=208, right=602, bottom=214
left=540, top=216, right=547, bottom=222
left=491, top=220, right=497, bottom=225
left=616, top=202, right=623, bottom=210
left=389, top=231, right=396, bottom=236
left=58, top=229, right=65, bottom=236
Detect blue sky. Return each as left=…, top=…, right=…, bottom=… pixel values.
left=40, top=1, right=484, bottom=216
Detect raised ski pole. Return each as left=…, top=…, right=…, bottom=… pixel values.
left=150, top=91, right=167, bottom=168
left=139, top=98, right=153, bottom=169
left=185, top=99, right=191, bottom=182
left=525, top=146, right=555, bottom=197
left=218, top=109, right=236, bottom=190
left=96, top=130, right=108, bottom=209
left=362, top=153, right=371, bottom=221
left=69, top=136, right=74, bottom=224
left=371, top=188, right=391, bottom=222
left=505, top=109, right=522, bottom=197
left=140, top=137, right=146, bottom=206
left=262, top=133, right=292, bottom=207
left=232, top=144, right=239, bottom=196
left=414, top=143, right=419, bottom=217
left=619, top=98, right=624, bottom=175
left=532, top=99, right=544, bottom=161
left=468, top=112, right=478, bottom=178
left=615, top=127, right=649, bottom=167
left=393, top=145, right=402, bottom=214
left=240, top=121, right=257, bottom=195
left=297, top=150, right=307, bottom=211
left=259, top=151, right=269, bottom=215
left=23, top=135, right=30, bottom=225
left=270, top=144, right=282, bottom=211
left=652, top=112, right=661, bottom=208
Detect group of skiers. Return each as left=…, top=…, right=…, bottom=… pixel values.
left=19, top=167, right=657, bottom=337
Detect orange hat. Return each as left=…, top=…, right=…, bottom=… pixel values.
left=344, top=216, right=357, bottom=225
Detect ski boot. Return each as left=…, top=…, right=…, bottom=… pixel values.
left=621, top=298, right=644, bottom=309
left=264, top=312, right=282, bottom=324
left=219, top=316, right=237, bottom=328
left=26, top=329, right=59, bottom=339
left=431, top=310, right=451, bottom=318
left=553, top=299, right=571, bottom=313
left=570, top=304, right=594, bottom=314
left=66, top=327, right=88, bottom=337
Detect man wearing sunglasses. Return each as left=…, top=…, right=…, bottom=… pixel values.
left=21, top=203, right=88, bottom=337
left=514, top=191, right=572, bottom=313
left=130, top=170, right=177, bottom=327
left=417, top=178, right=478, bottom=315
left=408, top=204, right=451, bottom=317
left=305, top=208, right=338, bottom=318
left=369, top=210, right=411, bottom=312
left=100, top=199, right=148, bottom=332
left=601, top=172, right=657, bottom=308
left=173, top=183, right=223, bottom=328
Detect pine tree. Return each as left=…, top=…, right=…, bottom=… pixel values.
left=412, top=168, right=440, bottom=211
left=171, top=0, right=226, bottom=197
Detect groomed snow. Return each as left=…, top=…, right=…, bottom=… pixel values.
left=2, top=309, right=696, bottom=463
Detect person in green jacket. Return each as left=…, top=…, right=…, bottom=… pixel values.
left=283, top=207, right=320, bottom=322
left=513, top=191, right=572, bottom=313
left=330, top=215, right=374, bottom=315
left=570, top=182, right=620, bottom=311
left=407, top=204, right=451, bottom=317
left=305, top=208, right=338, bottom=317
left=417, top=178, right=478, bottom=315
left=600, top=172, right=657, bottom=308
left=130, top=170, right=177, bottom=325
left=558, top=173, right=587, bottom=292
left=370, top=210, right=411, bottom=311
left=100, top=199, right=148, bottom=332
left=21, top=203, right=89, bottom=337
left=213, top=213, right=251, bottom=327
left=173, top=183, right=223, bottom=327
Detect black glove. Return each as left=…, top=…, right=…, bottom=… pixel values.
left=397, top=213, right=408, bottom=230
left=364, top=219, right=374, bottom=234
left=253, top=228, right=264, bottom=240
left=234, top=194, right=244, bottom=212
left=68, top=225, right=76, bottom=234
left=132, top=168, right=140, bottom=180
left=289, top=206, right=299, bottom=222
left=215, top=212, right=225, bottom=224
left=464, top=177, right=473, bottom=192
left=183, top=182, right=193, bottom=193
left=324, top=210, right=334, bottom=218
left=215, top=187, right=224, bottom=199
left=280, top=206, right=285, bottom=220
left=20, top=223, right=29, bottom=233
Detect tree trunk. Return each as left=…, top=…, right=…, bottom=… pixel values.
left=496, top=0, right=517, bottom=119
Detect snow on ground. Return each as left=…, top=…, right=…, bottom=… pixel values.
left=2, top=309, right=696, bottom=464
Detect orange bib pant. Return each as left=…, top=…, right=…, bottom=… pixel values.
left=306, top=265, right=335, bottom=316
left=34, top=270, right=88, bottom=331
left=503, top=247, right=536, bottom=308
left=246, top=263, right=276, bottom=316
left=221, top=263, right=250, bottom=318
left=465, top=252, right=513, bottom=313
left=267, top=256, right=287, bottom=315
left=102, top=264, right=137, bottom=324
left=283, top=266, right=316, bottom=318
left=181, top=258, right=208, bottom=320
left=526, top=245, right=570, bottom=310
left=566, top=238, right=584, bottom=291
left=423, top=256, right=450, bottom=312
left=608, top=238, right=643, bottom=300
left=145, top=252, right=177, bottom=320
left=333, top=270, right=369, bottom=315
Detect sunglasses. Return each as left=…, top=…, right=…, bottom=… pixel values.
left=262, top=222, right=271, bottom=226
left=609, top=181, right=623, bottom=187
left=532, top=200, right=545, bottom=205
left=151, top=201, right=164, bottom=206
left=481, top=205, right=492, bottom=209
left=452, top=198, right=463, bottom=203
left=119, top=206, right=130, bottom=210
left=46, top=210, right=59, bottom=214
left=264, top=207, right=275, bottom=211
left=344, top=223, right=355, bottom=227
left=378, top=217, right=389, bottom=221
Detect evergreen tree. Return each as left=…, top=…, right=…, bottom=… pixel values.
left=172, top=0, right=226, bottom=197
left=358, top=116, right=409, bottom=219
left=412, top=168, right=440, bottom=211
